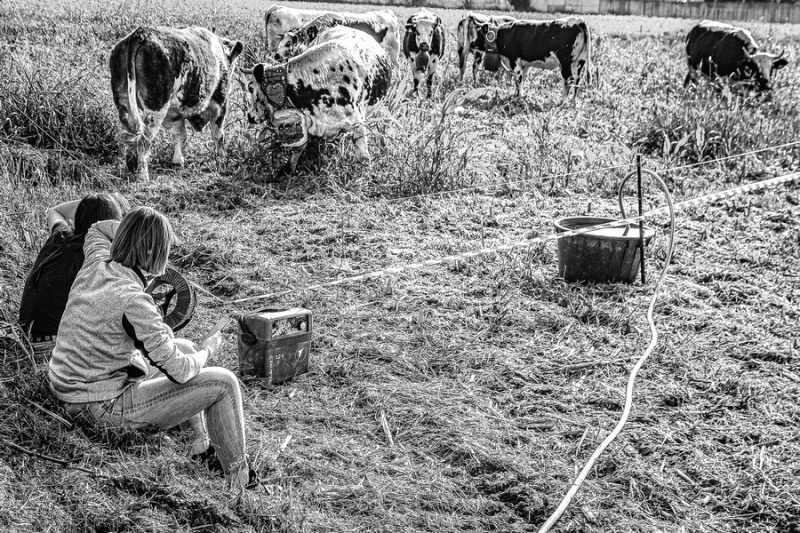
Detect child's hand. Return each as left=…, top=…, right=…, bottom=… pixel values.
left=202, top=331, right=224, bottom=355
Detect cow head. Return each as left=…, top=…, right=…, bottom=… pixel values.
left=741, top=49, right=789, bottom=91
left=466, top=14, right=487, bottom=48
left=239, top=62, right=279, bottom=124
left=264, top=8, right=286, bottom=52
left=406, top=12, right=441, bottom=53
left=275, top=29, right=300, bottom=61
left=474, top=23, right=499, bottom=51
left=276, top=25, right=322, bottom=61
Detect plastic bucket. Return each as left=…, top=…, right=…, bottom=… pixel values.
left=554, top=217, right=655, bottom=283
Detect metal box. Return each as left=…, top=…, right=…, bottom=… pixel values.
left=237, top=308, right=312, bottom=384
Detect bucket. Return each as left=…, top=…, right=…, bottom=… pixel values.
left=554, top=217, right=655, bottom=283
left=237, top=308, right=312, bottom=384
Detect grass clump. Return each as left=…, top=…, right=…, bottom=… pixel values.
left=0, top=52, right=118, bottom=163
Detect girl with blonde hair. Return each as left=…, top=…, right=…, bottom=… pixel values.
left=49, top=206, right=256, bottom=490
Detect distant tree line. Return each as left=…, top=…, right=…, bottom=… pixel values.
left=703, top=0, right=797, bottom=4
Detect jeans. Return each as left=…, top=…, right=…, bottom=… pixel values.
left=63, top=341, right=248, bottom=485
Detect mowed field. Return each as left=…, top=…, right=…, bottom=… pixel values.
left=1, top=0, right=800, bottom=532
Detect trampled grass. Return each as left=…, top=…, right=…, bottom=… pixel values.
left=1, top=1, right=799, bottom=532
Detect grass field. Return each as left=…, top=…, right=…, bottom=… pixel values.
left=1, top=0, right=799, bottom=532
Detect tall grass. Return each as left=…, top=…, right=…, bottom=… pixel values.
left=2, top=2, right=800, bottom=533
left=0, top=53, right=118, bottom=162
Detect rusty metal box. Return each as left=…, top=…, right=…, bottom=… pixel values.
left=237, top=308, right=312, bottom=384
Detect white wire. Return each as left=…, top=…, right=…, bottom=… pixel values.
left=537, top=169, right=676, bottom=533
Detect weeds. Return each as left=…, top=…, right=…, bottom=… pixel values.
left=0, top=53, right=118, bottom=162
left=1, top=2, right=800, bottom=533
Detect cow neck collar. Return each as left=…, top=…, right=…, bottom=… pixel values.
left=263, top=63, right=292, bottom=110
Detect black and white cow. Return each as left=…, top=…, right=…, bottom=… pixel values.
left=684, top=20, right=788, bottom=93
left=110, top=26, right=243, bottom=181
left=275, top=13, right=400, bottom=68
left=403, top=9, right=445, bottom=98
left=265, top=4, right=398, bottom=57
left=240, top=27, right=392, bottom=172
left=456, top=13, right=516, bottom=82
left=473, top=17, right=592, bottom=99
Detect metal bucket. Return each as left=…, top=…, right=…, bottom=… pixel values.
left=554, top=217, right=655, bottom=283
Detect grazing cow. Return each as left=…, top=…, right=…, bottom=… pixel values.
left=110, top=26, right=243, bottom=181
left=684, top=20, right=788, bottom=93
left=239, top=27, right=391, bottom=173
left=275, top=13, right=400, bottom=68
left=403, top=9, right=446, bottom=98
left=473, top=17, right=591, bottom=99
left=265, top=4, right=399, bottom=56
left=456, top=13, right=516, bottom=82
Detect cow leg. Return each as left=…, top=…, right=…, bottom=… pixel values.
left=286, top=146, right=306, bottom=174
left=210, top=114, right=227, bottom=159
left=426, top=56, right=439, bottom=99
left=167, top=118, right=187, bottom=167
left=413, top=68, right=423, bottom=96
left=130, top=111, right=165, bottom=181
left=352, top=123, right=370, bottom=162
left=684, top=66, right=699, bottom=88
left=561, top=63, right=575, bottom=101
left=457, top=47, right=466, bottom=82
left=513, top=64, right=528, bottom=98
left=473, top=52, right=483, bottom=84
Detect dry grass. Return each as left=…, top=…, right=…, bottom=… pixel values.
left=1, top=1, right=800, bottom=532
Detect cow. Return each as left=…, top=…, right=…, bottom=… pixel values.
left=456, top=13, right=516, bottom=82
left=264, top=4, right=399, bottom=56
left=684, top=20, right=788, bottom=94
left=472, top=17, right=592, bottom=99
left=275, top=13, right=400, bottom=68
left=403, top=9, right=446, bottom=98
left=110, top=26, right=243, bottom=181
left=239, top=27, right=392, bottom=173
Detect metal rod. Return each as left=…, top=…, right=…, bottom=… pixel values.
left=637, top=155, right=646, bottom=284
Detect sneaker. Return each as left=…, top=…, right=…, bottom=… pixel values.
left=244, top=469, right=259, bottom=490
left=191, top=445, right=224, bottom=475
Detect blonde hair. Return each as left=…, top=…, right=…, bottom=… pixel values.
left=110, top=206, right=175, bottom=276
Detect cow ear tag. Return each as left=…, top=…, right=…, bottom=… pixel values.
left=264, top=64, right=288, bottom=109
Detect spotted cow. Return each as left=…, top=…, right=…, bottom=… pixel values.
left=110, top=26, right=243, bottom=181
left=684, top=20, right=788, bottom=93
left=265, top=4, right=398, bottom=58
left=240, top=27, right=392, bottom=173
left=275, top=13, right=400, bottom=68
left=403, top=9, right=445, bottom=98
left=456, top=12, right=516, bottom=82
left=473, top=17, right=592, bottom=99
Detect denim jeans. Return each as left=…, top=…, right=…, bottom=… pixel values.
left=63, top=341, right=248, bottom=485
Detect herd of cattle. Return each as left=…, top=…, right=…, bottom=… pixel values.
left=108, top=5, right=791, bottom=178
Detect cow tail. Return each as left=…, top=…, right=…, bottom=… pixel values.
left=456, top=18, right=467, bottom=72
left=124, top=35, right=144, bottom=143
left=579, top=22, right=592, bottom=86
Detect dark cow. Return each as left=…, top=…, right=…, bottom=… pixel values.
left=110, top=26, right=243, bottom=181
left=456, top=13, right=516, bottom=82
left=473, top=17, right=592, bottom=99
left=403, top=9, right=446, bottom=98
left=275, top=13, right=400, bottom=68
left=239, top=27, right=391, bottom=173
left=684, top=20, right=788, bottom=93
